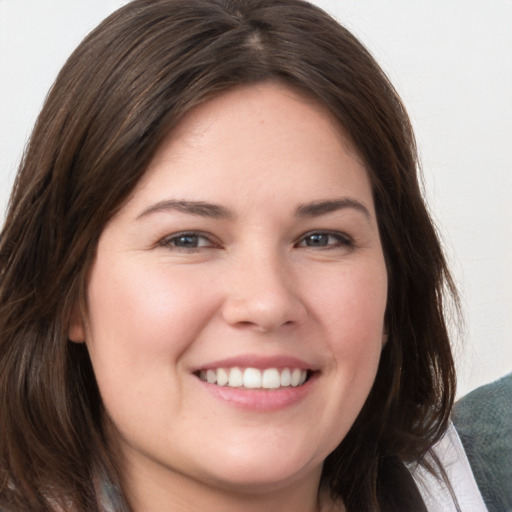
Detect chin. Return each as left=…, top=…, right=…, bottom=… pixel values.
left=198, top=448, right=322, bottom=494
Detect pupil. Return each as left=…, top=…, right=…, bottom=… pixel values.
left=308, top=234, right=328, bottom=246
left=177, top=235, right=197, bottom=247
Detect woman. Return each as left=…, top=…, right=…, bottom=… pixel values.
left=0, top=1, right=477, bottom=510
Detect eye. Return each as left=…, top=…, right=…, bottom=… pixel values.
left=159, top=232, right=216, bottom=250
left=296, top=231, right=353, bottom=249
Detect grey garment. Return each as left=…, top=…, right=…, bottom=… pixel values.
left=452, top=373, right=512, bottom=512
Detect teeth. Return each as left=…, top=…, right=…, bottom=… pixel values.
left=243, top=368, right=262, bottom=388
left=198, top=367, right=308, bottom=389
left=228, top=367, right=243, bottom=387
left=290, top=368, right=301, bottom=386
left=280, top=368, right=291, bottom=386
left=217, top=367, right=229, bottom=386
left=262, top=368, right=280, bottom=389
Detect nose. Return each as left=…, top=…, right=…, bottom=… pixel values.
left=221, top=249, right=307, bottom=333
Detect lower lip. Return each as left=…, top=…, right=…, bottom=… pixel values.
left=196, top=373, right=317, bottom=411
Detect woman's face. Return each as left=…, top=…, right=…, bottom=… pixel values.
left=70, top=83, right=388, bottom=503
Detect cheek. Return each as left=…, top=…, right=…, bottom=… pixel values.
left=84, top=257, right=226, bottom=439
left=84, top=256, right=220, bottom=384
left=296, top=261, right=387, bottom=455
left=308, top=260, right=387, bottom=397
left=308, top=260, right=388, bottom=343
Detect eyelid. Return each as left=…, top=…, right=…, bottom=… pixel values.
left=159, top=230, right=220, bottom=250
left=157, top=229, right=353, bottom=251
left=295, top=230, right=353, bottom=248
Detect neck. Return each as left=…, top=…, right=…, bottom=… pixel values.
left=120, top=456, right=331, bottom=512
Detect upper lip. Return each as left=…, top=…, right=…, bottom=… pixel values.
left=191, top=354, right=317, bottom=373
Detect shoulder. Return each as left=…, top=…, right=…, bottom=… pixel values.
left=408, top=422, right=489, bottom=511
left=453, top=373, right=512, bottom=512
left=453, top=373, right=512, bottom=439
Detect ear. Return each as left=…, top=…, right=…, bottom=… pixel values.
left=68, top=303, right=86, bottom=343
left=381, top=331, right=389, bottom=347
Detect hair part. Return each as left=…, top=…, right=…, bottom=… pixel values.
left=0, top=1, right=458, bottom=510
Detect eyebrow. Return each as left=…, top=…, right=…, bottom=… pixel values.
left=295, top=198, right=371, bottom=220
left=137, top=200, right=234, bottom=220
left=136, top=197, right=371, bottom=221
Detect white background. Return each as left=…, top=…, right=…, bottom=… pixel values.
left=1, top=0, right=511, bottom=398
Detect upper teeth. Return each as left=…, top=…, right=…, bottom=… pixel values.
left=198, top=367, right=308, bottom=389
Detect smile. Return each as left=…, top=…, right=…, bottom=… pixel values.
left=197, top=367, right=309, bottom=389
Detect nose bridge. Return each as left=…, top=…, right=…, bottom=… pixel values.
left=221, top=241, right=305, bottom=331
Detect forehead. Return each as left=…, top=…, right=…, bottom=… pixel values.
left=124, top=82, right=373, bottom=216
left=157, top=81, right=362, bottom=165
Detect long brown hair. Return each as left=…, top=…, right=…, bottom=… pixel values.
left=0, top=1, right=457, bottom=510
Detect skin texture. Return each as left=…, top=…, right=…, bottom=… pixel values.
left=69, top=83, right=388, bottom=512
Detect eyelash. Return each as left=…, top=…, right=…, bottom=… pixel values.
left=295, top=231, right=353, bottom=249
left=159, top=231, right=217, bottom=251
left=159, top=230, right=353, bottom=251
